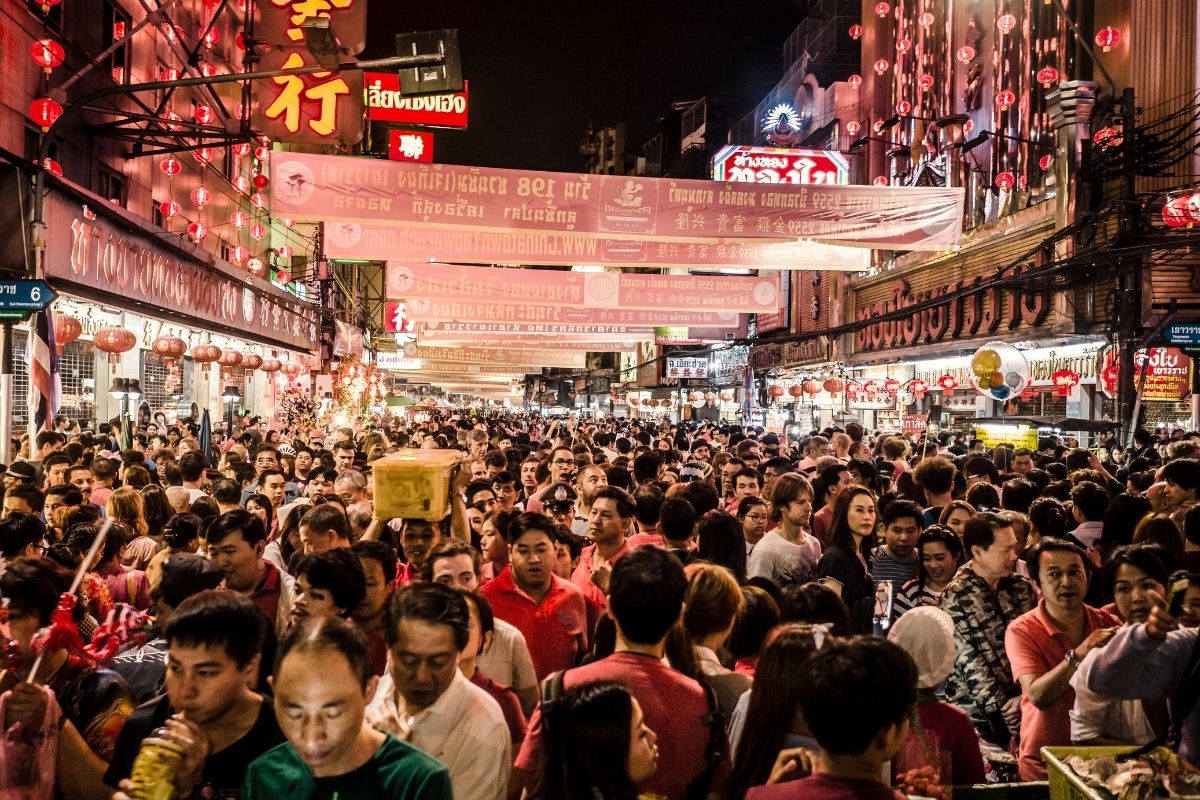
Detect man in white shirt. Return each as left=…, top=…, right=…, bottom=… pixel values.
left=747, top=473, right=821, bottom=586
left=366, top=582, right=510, bottom=800
left=1070, top=481, right=1107, bottom=547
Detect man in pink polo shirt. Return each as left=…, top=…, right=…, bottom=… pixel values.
left=1005, top=537, right=1119, bottom=780
left=480, top=512, right=588, bottom=680
left=571, top=486, right=637, bottom=612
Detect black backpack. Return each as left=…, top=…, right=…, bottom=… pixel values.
left=538, top=669, right=727, bottom=800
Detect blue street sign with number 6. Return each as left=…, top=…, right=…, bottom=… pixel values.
left=0, top=279, right=56, bottom=311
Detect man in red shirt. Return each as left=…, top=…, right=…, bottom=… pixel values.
left=1005, top=537, right=1119, bottom=780
left=480, top=513, right=588, bottom=680
left=514, top=547, right=725, bottom=800
left=206, top=509, right=294, bottom=634
left=571, top=486, right=636, bottom=611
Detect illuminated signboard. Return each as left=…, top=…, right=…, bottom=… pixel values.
left=365, top=74, right=469, bottom=128
left=712, top=145, right=850, bottom=185
left=388, top=130, right=434, bottom=162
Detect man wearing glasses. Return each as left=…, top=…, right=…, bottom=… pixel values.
left=524, top=448, right=577, bottom=515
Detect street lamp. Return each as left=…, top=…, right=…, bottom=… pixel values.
left=222, top=384, right=242, bottom=436
left=109, top=377, right=141, bottom=437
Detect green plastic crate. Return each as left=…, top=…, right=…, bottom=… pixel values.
left=1041, top=745, right=1178, bottom=800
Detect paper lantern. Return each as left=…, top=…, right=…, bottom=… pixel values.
left=230, top=245, right=249, bottom=264
left=1094, top=127, right=1120, bottom=148
left=193, top=104, right=215, bottom=125
left=191, top=185, right=212, bottom=207
left=719, top=390, right=734, bottom=402
left=863, top=381, right=880, bottom=399
left=995, top=90, right=1016, bottom=111
left=849, top=24, right=863, bottom=39
left=995, top=171, right=1016, bottom=190
left=250, top=223, right=267, bottom=241
left=823, top=377, right=844, bottom=394
left=186, top=221, right=207, bottom=242
left=704, top=391, right=716, bottom=402
left=662, top=398, right=674, bottom=409
left=259, top=358, right=282, bottom=373
left=883, top=378, right=901, bottom=397
left=896, top=38, right=911, bottom=54
left=31, top=39, right=65, bottom=72
left=937, top=375, right=959, bottom=394
left=217, top=349, right=244, bottom=368
left=277, top=245, right=293, bottom=259
left=281, top=361, right=302, bottom=378
left=234, top=176, right=251, bottom=194
left=788, top=384, right=804, bottom=399
left=768, top=385, right=785, bottom=399
left=159, top=200, right=182, bottom=219
left=233, top=142, right=251, bottom=158
left=1052, top=369, right=1080, bottom=397
left=275, top=270, right=293, bottom=284
left=802, top=380, right=822, bottom=396
left=243, top=353, right=264, bottom=370
left=255, top=145, right=271, bottom=161
left=151, top=335, right=187, bottom=364
left=40, top=158, right=63, bottom=177
left=628, top=396, right=640, bottom=407
left=687, top=391, right=702, bottom=402
left=996, top=13, right=1017, bottom=34
left=895, top=100, right=911, bottom=116
left=230, top=210, right=249, bottom=228
left=873, top=58, right=890, bottom=75
left=160, top=110, right=183, bottom=131
left=1039, top=154, right=1054, bottom=171
left=644, top=398, right=659, bottom=408
left=873, top=176, right=889, bottom=186
left=53, top=314, right=82, bottom=354
left=253, top=174, right=270, bottom=190
left=197, top=61, right=218, bottom=78
left=1037, top=67, right=1059, bottom=88
left=190, top=344, right=222, bottom=363
left=956, top=46, right=976, bottom=63
left=918, top=74, right=935, bottom=91
left=874, top=2, right=889, bottom=17
left=160, top=67, right=180, bottom=82
left=250, top=192, right=267, bottom=209
left=918, top=12, right=934, bottom=27
left=94, top=327, right=137, bottom=364
left=159, top=157, right=182, bottom=176
left=910, top=379, right=929, bottom=400
left=846, top=120, right=862, bottom=136
left=1095, top=26, right=1120, bottom=52
left=201, top=25, right=220, bottom=47
left=847, top=74, right=862, bottom=89
left=29, top=97, right=63, bottom=131
left=1164, top=196, right=1191, bottom=228
left=192, top=147, right=214, bottom=164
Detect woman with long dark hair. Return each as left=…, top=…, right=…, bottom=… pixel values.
left=695, top=510, right=748, bottom=584
left=536, top=682, right=659, bottom=800
left=727, top=624, right=824, bottom=799
left=893, top=525, right=964, bottom=620
left=816, top=486, right=877, bottom=634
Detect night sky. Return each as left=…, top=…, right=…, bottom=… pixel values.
left=366, top=0, right=808, bottom=173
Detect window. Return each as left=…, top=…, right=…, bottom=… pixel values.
left=96, top=165, right=126, bottom=207
left=102, top=0, right=131, bottom=85
left=10, top=339, right=95, bottom=431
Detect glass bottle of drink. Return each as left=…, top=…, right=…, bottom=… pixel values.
left=127, top=731, right=185, bottom=800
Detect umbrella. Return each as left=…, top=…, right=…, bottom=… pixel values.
left=198, top=408, right=213, bottom=466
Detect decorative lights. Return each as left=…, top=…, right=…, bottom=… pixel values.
left=187, top=221, right=207, bottom=242
left=30, top=39, right=65, bottom=73
left=995, top=90, right=1016, bottom=111
left=1036, top=66, right=1059, bottom=88
left=159, top=157, right=182, bottom=176
left=996, top=13, right=1017, bottom=35
left=918, top=12, right=934, bottom=28
left=1095, top=26, right=1120, bottom=52
left=918, top=74, right=934, bottom=91
left=956, top=46, right=976, bottom=63
left=230, top=210, right=249, bottom=228
left=994, top=171, right=1015, bottom=190
left=874, top=2, right=890, bottom=17
left=849, top=24, right=863, bottom=40
left=28, top=98, right=63, bottom=131
left=190, top=185, right=212, bottom=207
left=159, top=200, right=182, bottom=218
left=847, top=74, right=862, bottom=89
left=873, top=58, right=890, bottom=74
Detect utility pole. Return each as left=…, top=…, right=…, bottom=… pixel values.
left=1115, top=87, right=1142, bottom=446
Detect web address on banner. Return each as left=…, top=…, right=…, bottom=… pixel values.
left=366, top=228, right=600, bottom=259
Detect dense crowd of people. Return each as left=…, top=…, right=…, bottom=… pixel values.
left=2, top=412, right=1200, bottom=799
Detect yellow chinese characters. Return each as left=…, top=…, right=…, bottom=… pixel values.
left=264, top=52, right=349, bottom=136
left=271, top=0, right=354, bottom=43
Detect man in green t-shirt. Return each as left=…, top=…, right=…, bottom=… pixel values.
left=242, top=618, right=451, bottom=799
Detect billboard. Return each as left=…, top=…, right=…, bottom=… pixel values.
left=665, top=356, right=711, bottom=380
left=711, top=145, right=850, bottom=185
left=365, top=74, right=469, bottom=128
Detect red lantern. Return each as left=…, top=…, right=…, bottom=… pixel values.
left=255, top=145, right=271, bottom=161
left=30, top=39, right=65, bottom=73
left=1186, top=193, right=1200, bottom=224
left=918, top=74, right=935, bottom=91
left=186, top=221, right=207, bottom=242
left=192, top=147, right=214, bottom=164
left=802, top=379, right=822, bottom=396
left=233, top=142, right=251, bottom=158
left=704, top=391, right=716, bottom=402
left=846, top=383, right=861, bottom=400
left=160, top=110, right=183, bottom=131
left=873, top=58, right=890, bottom=75
left=39, top=158, right=63, bottom=177
left=849, top=24, right=863, bottom=39
left=937, top=374, right=959, bottom=395
left=719, top=390, right=734, bottom=402
left=159, top=200, right=182, bottom=219
left=28, top=98, right=63, bottom=131
left=259, top=358, right=283, bottom=373
left=873, top=176, right=889, bottom=186
left=243, top=353, right=264, bottom=370
left=94, top=327, right=137, bottom=364
left=1095, top=26, right=1120, bottom=52
left=218, top=349, right=244, bottom=368
left=768, top=385, right=785, bottom=399
left=788, top=384, right=804, bottom=399
left=230, top=245, right=249, bottom=264
left=956, top=46, right=976, bottom=63
left=281, top=361, right=302, bottom=378
left=160, top=67, right=180, bottom=82
left=918, top=12, right=934, bottom=27
left=896, top=100, right=912, bottom=116
left=846, top=120, right=862, bottom=136
left=687, top=391, right=701, bottom=402
left=628, top=396, right=640, bottom=407
left=1037, top=66, right=1059, bottom=88
left=896, top=38, right=911, bottom=54
left=151, top=335, right=187, bottom=364
left=910, top=379, right=929, bottom=400
left=874, top=2, right=889, bottom=17
left=1039, top=154, right=1054, bottom=171
left=1164, top=196, right=1191, bottom=228
left=230, top=210, right=249, bottom=228
left=823, top=377, right=844, bottom=394
left=53, top=314, right=82, bottom=354
left=250, top=223, right=267, bottom=241
left=235, top=176, right=251, bottom=194
left=863, top=381, right=880, bottom=399
left=277, top=244, right=294, bottom=259
left=1094, top=127, right=1120, bottom=148
left=194, top=104, right=215, bottom=125
left=996, top=13, right=1017, bottom=34
left=191, top=185, right=212, bottom=208
left=250, top=192, right=267, bottom=209
left=1052, top=369, right=1080, bottom=397
left=159, top=157, right=182, bottom=176
left=995, top=171, right=1016, bottom=190
left=995, top=90, right=1016, bottom=111
left=252, top=174, right=270, bottom=190
left=847, top=74, right=862, bottom=89
left=190, top=344, right=222, bottom=363
left=883, top=378, right=901, bottom=397
left=201, top=25, right=220, bottom=48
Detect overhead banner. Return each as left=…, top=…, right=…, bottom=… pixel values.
left=323, top=222, right=870, bottom=271
left=420, top=339, right=639, bottom=351
left=418, top=320, right=653, bottom=338
left=275, top=152, right=965, bottom=250
left=401, top=344, right=584, bottom=369
left=404, top=297, right=737, bottom=328
left=385, top=261, right=780, bottom=314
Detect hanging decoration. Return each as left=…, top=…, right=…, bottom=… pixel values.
left=151, top=335, right=187, bottom=364
left=849, top=24, right=863, bottom=40
left=848, top=74, right=862, bottom=89
left=873, top=58, right=890, bottom=75
left=331, top=354, right=387, bottom=425
left=53, top=315, right=82, bottom=355
left=30, top=39, right=65, bottom=74
left=802, top=379, right=822, bottom=396
left=910, top=379, right=928, bottom=401
left=1163, top=196, right=1191, bottom=228
left=823, top=377, right=844, bottom=394
left=767, top=385, right=785, bottom=402
left=937, top=374, right=959, bottom=395
left=917, top=12, right=934, bottom=28
left=874, top=2, right=890, bottom=17
left=969, top=342, right=1029, bottom=400
left=1036, top=67, right=1059, bottom=88
left=243, top=353, right=264, bottom=370
left=1095, top=26, right=1121, bottom=52
left=160, top=200, right=182, bottom=219
left=788, top=384, right=804, bottom=399
left=29, top=98, right=63, bottom=131
left=93, top=327, right=137, bottom=366
left=259, top=357, right=283, bottom=373
left=995, top=171, right=1016, bottom=190
left=190, top=344, right=222, bottom=363
left=995, top=90, right=1016, bottom=111
left=186, top=221, right=207, bottom=242
left=996, top=13, right=1017, bottom=34
left=1052, top=369, right=1080, bottom=397
left=956, top=46, right=976, bottom=63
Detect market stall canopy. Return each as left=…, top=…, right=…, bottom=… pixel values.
left=973, top=417, right=1120, bottom=433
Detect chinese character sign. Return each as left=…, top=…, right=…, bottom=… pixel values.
left=388, top=130, right=434, bottom=162
left=711, top=146, right=850, bottom=185
left=665, top=356, right=710, bottom=379
left=257, top=0, right=367, bottom=56
left=254, top=50, right=364, bottom=145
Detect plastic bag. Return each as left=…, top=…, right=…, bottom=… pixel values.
left=0, top=685, right=62, bottom=800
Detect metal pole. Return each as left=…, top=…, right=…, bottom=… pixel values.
left=0, top=322, right=11, bottom=465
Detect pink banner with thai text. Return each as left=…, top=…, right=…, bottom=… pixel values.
left=323, top=222, right=870, bottom=270
left=405, top=297, right=737, bottom=328
left=418, top=321, right=660, bottom=337
left=273, top=152, right=964, bottom=251
left=419, top=339, right=640, bottom=351
left=386, top=261, right=780, bottom=314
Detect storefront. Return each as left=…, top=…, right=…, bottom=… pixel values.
left=11, top=185, right=320, bottom=432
